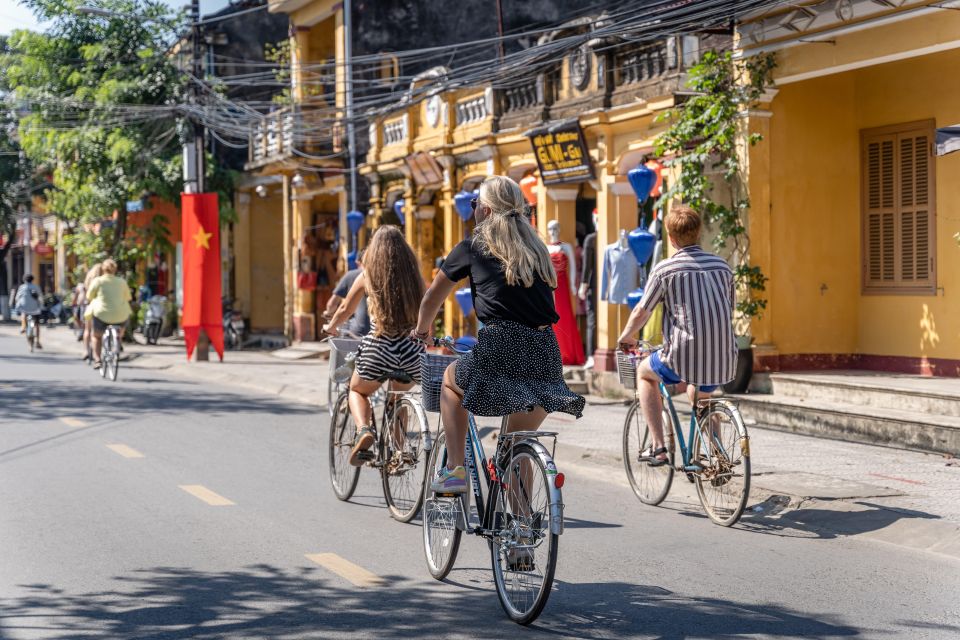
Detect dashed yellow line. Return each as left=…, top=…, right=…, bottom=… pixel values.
left=305, top=553, right=384, bottom=588
left=178, top=484, right=235, bottom=506
left=59, top=416, right=87, bottom=428
left=106, top=444, right=144, bottom=459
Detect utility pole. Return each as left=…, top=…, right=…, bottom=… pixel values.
left=344, top=0, right=357, bottom=217
left=495, top=0, right=505, bottom=61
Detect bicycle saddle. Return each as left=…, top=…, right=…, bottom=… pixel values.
left=379, top=370, right=414, bottom=384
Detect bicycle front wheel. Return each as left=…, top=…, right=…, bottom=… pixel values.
left=622, top=400, right=674, bottom=506
left=328, top=392, right=360, bottom=501
left=490, top=443, right=559, bottom=626
left=381, top=397, right=427, bottom=522
left=422, top=430, right=462, bottom=580
left=692, top=403, right=751, bottom=527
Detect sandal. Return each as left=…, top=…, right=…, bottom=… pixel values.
left=639, top=446, right=668, bottom=467
left=348, top=426, right=375, bottom=466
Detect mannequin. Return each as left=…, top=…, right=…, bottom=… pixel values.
left=547, top=220, right=585, bottom=365
left=577, top=210, right=598, bottom=369
left=601, top=229, right=643, bottom=305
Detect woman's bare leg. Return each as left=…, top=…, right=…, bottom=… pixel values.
left=440, top=362, right=468, bottom=468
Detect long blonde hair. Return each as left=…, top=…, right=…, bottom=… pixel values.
left=83, top=264, right=103, bottom=290
left=362, top=225, right=425, bottom=336
left=473, top=176, right=557, bottom=288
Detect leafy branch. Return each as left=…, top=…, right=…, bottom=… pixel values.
left=655, top=50, right=776, bottom=334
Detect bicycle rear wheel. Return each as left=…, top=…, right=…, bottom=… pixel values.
left=692, top=403, right=751, bottom=527
left=328, top=391, right=360, bottom=501
left=422, top=430, right=462, bottom=580
left=622, top=400, right=674, bottom=506
left=381, top=397, right=427, bottom=523
left=490, top=443, right=559, bottom=626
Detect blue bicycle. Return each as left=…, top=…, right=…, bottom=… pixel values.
left=617, top=345, right=751, bottom=527
left=420, top=338, right=564, bottom=625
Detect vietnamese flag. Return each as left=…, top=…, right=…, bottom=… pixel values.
left=181, top=193, right=224, bottom=360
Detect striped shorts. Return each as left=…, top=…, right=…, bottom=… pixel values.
left=354, top=332, right=425, bottom=383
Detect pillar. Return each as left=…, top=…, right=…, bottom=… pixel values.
left=282, top=173, right=293, bottom=341
left=293, top=195, right=315, bottom=341
left=234, top=191, right=252, bottom=319
left=439, top=158, right=466, bottom=339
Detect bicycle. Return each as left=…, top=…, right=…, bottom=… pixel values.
left=25, top=313, right=38, bottom=352
left=326, top=336, right=431, bottom=522
left=421, top=337, right=564, bottom=625
left=99, top=325, right=121, bottom=382
left=617, top=344, right=751, bottom=527
left=326, top=328, right=363, bottom=418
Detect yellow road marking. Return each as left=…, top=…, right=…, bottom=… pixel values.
left=29, top=400, right=42, bottom=407
left=305, top=553, right=384, bottom=588
left=178, top=485, right=235, bottom=506
left=106, top=444, right=144, bottom=459
left=59, top=417, right=87, bottom=428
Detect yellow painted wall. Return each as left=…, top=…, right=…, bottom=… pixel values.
left=768, top=48, right=960, bottom=361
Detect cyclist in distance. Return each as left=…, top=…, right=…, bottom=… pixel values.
left=617, top=205, right=737, bottom=465
left=14, top=274, right=43, bottom=348
left=87, top=259, right=132, bottom=370
left=323, top=249, right=370, bottom=337
left=412, top=175, right=585, bottom=494
left=80, top=263, right=103, bottom=362
left=322, top=226, right=426, bottom=465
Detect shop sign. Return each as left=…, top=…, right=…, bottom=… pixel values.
left=526, top=120, right=593, bottom=185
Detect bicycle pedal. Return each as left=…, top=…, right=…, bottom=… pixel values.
left=355, top=451, right=375, bottom=461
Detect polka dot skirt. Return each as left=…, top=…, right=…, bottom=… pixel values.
left=455, top=320, right=585, bottom=419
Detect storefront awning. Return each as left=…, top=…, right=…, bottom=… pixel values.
left=935, top=126, right=960, bottom=156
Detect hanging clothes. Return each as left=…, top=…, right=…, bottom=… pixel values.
left=580, top=232, right=597, bottom=359
left=550, top=249, right=585, bottom=366
left=601, top=242, right=643, bottom=305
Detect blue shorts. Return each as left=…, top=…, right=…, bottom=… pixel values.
left=649, top=350, right=718, bottom=393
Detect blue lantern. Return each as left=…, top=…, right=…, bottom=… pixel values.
left=627, top=163, right=657, bottom=204
left=454, top=335, right=477, bottom=351
left=453, top=191, right=474, bottom=222
left=346, top=210, right=364, bottom=236
left=454, top=287, right=474, bottom=317
left=347, top=249, right=357, bottom=270
left=626, top=288, right=644, bottom=310
left=627, top=227, right=656, bottom=265
left=393, top=198, right=405, bottom=225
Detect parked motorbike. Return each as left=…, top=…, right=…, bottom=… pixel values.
left=141, top=295, right=167, bottom=345
left=223, top=298, right=245, bottom=350
left=40, top=294, right=69, bottom=325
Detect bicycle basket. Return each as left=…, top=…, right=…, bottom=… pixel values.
left=420, top=352, right=458, bottom=413
left=329, top=338, right=362, bottom=384
left=616, top=350, right=638, bottom=390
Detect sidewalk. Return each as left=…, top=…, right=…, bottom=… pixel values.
left=11, top=323, right=960, bottom=560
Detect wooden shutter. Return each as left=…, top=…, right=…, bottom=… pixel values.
left=861, top=121, right=936, bottom=294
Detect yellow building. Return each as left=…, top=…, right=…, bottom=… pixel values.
left=236, top=0, right=351, bottom=341
left=739, top=0, right=960, bottom=377
left=364, top=22, right=720, bottom=385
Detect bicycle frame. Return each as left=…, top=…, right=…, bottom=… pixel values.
left=440, top=412, right=564, bottom=537
left=659, top=382, right=709, bottom=473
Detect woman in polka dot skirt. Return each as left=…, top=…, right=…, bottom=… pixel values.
left=412, top=175, right=585, bottom=494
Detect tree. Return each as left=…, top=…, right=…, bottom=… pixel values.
left=3, top=0, right=233, bottom=280
left=0, top=35, right=31, bottom=296
left=655, top=50, right=776, bottom=336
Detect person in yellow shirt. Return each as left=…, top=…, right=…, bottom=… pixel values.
left=87, top=258, right=132, bottom=369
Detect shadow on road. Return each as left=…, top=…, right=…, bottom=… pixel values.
left=0, top=565, right=865, bottom=640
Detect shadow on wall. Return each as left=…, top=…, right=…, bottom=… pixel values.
left=0, top=564, right=870, bottom=640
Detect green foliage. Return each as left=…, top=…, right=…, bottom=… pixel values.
left=265, top=40, right=293, bottom=105
left=655, top=50, right=776, bottom=332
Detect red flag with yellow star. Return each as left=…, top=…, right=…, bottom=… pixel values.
left=181, top=193, right=224, bottom=360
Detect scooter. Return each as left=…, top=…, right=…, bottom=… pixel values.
left=142, top=295, right=167, bottom=345
left=40, top=294, right=68, bottom=325
left=223, top=299, right=245, bottom=350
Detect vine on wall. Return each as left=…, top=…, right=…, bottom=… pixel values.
left=655, top=50, right=777, bottom=336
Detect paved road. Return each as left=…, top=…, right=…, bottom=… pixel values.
left=2, top=332, right=958, bottom=639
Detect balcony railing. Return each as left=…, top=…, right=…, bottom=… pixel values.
left=455, top=93, right=489, bottom=127
left=383, top=116, right=408, bottom=146
left=247, top=106, right=336, bottom=167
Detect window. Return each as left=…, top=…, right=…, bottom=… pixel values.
left=861, top=120, right=936, bottom=294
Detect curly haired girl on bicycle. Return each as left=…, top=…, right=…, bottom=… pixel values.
left=413, top=175, right=585, bottom=493
left=323, top=225, right=426, bottom=465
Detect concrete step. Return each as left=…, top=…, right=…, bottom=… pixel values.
left=564, top=365, right=590, bottom=395
left=770, top=372, right=960, bottom=417
left=734, top=393, right=960, bottom=455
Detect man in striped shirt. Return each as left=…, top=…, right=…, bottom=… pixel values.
left=618, top=205, right=737, bottom=464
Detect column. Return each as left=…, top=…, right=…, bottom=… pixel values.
left=234, top=191, right=252, bottom=319
left=593, top=176, right=637, bottom=372
left=293, top=194, right=315, bottom=342
left=439, top=157, right=465, bottom=338
left=282, top=173, right=293, bottom=341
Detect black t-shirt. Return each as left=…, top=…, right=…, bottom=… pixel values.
left=441, top=239, right=559, bottom=328
left=333, top=268, right=371, bottom=335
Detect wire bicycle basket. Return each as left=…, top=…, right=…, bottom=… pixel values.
left=420, top=352, right=458, bottom=412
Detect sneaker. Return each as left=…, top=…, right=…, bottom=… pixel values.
left=430, top=465, right=467, bottom=495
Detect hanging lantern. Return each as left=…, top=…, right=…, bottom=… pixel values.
left=519, top=174, right=538, bottom=206
left=454, top=286, right=474, bottom=316
left=346, top=249, right=358, bottom=270
left=627, top=163, right=657, bottom=204
left=626, top=288, right=644, bottom=310
left=454, top=335, right=478, bottom=350
left=346, top=210, right=364, bottom=236
left=393, top=198, right=405, bottom=225
left=627, top=226, right=656, bottom=265
left=453, top=191, right=474, bottom=222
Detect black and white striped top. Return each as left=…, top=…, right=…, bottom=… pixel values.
left=639, top=245, right=737, bottom=386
